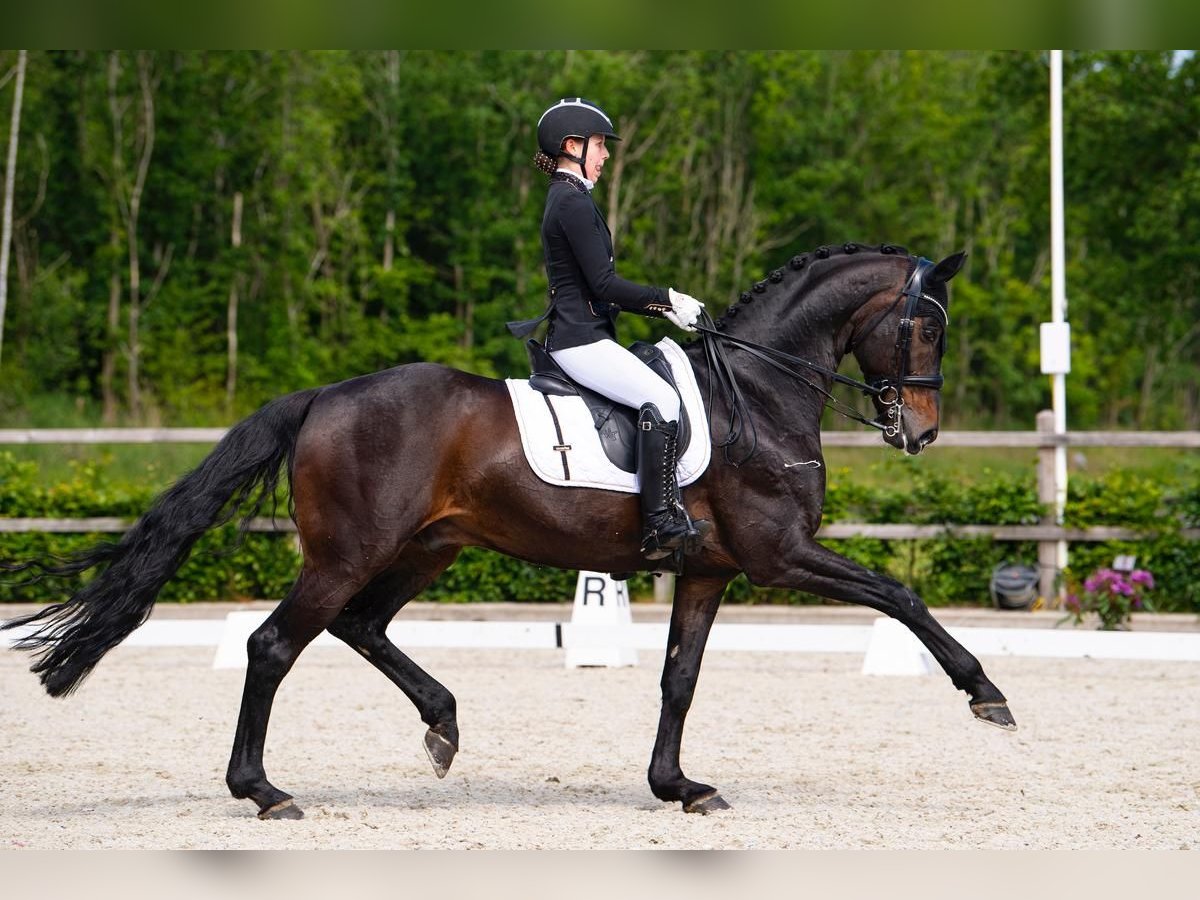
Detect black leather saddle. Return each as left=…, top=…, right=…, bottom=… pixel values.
left=525, top=339, right=691, bottom=474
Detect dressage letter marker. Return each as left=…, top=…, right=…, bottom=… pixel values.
left=563, top=571, right=638, bottom=668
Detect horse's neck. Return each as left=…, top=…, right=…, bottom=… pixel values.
left=685, top=329, right=838, bottom=448
left=729, top=282, right=847, bottom=394
left=686, top=271, right=867, bottom=443
left=732, top=317, right=841, bottom=372
left=737, top=253, right=908, bottom=372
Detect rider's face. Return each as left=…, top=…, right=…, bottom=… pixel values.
left=584, top=135, right=609, bottom=182
left=564, top=134, right=609, bottom=183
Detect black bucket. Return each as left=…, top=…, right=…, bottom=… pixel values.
left=989, top=563, right=1039, bottom=610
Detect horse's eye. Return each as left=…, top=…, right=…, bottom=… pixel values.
left=922, top=326, right=940, bottom=343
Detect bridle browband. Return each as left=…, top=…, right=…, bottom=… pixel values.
left=693, top=256, right=948, bottom=463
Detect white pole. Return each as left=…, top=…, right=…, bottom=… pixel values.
left=1049, top=50, right=1069, bottom=580
left=0, top=50, right=29, bottom=368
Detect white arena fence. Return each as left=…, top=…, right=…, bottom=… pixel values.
left=2, top=421, right=1199, bottom=673
left=4, top=420, right=1199, bottom=601
left=3, top=612, right=1199, bottom=675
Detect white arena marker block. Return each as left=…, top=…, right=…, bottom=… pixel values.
left=385, top=620, right=558, bottom=649
left=213, top=611, right=270, bottom=669
left=563, top=571, right=638, bottom=668
left=861, top=617, right=931, bottom=676
left=123, top=619, right=227, bottom=646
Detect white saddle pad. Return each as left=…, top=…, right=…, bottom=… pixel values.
left=505, top=337, right=711, bottom=493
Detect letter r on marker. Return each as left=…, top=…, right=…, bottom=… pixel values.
left=584, top=577, right=605, bottom=605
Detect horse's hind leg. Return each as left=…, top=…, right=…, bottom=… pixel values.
left=647, top=574, right=733, bottom=814
left=225, top=566, right=374, bottom=819
left=326, top=545, right=462, bottom=778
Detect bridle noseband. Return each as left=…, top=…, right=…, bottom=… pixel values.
left=692, top=255, right=949, bottom=460
left=850, top=256, right=949, bottom=437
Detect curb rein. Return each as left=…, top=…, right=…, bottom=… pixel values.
left=692, top=256, right=948, bottom=461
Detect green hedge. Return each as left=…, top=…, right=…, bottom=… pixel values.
left=2, top=451, right=1198, bottom=610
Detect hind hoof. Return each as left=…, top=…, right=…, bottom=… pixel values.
left=258, top=798, right=304, bottom=820
left=971, top=700, right=1017, bottom=731
left=684, top=791, right=731, bottom=814
left=424, top=728, right=457, bottom=779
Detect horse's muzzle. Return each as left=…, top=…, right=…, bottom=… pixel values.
left=912, top=427, right=939, bottom=455
left=877, top=416, right=938, bottom=455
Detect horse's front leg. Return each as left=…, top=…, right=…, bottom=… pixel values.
left=758, top=537, right=1016, bottom=730
left=648, top=574, right=733, bottom=814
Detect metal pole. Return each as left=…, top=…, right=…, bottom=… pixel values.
left=0, top=50, right=29, bottom=368
left=1049, top=50, right=1069, bottom=595
left=1036, top=410, right=1059, bottom=604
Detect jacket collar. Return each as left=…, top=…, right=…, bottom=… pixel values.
left=553, top=168, right=593, bottom=192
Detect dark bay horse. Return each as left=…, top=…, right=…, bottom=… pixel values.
left=3, top=243, right=1015, bottom=820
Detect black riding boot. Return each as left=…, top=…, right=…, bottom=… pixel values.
left=637, top=403, right=711, bottom=561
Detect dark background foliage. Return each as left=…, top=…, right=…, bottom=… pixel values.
left=1, top=51, right=1197, bottom=608
left=3, top=450, right=1196, bottom=610
left=1, top=51, right=1197, bottom=429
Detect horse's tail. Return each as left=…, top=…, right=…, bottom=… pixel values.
left=1, top=388, right=322, bottom=697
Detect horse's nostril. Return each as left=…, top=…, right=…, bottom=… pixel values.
left=919, top=428, right=939, bottom=448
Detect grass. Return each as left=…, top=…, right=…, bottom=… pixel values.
left=3, top=389, right=1196, bottom=488
left=2, top=444, right=213, bottom=486
left=0, top=392, right=219, bottom=485
left=825, top=443, right=1198, bottom=489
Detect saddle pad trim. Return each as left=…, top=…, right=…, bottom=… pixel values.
left=505, top=337, right=711, bottom=494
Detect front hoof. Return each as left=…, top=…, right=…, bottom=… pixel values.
left=684, top=791, right=731, bottom=815
left=971, top=700, right=1017, bottom=731
left=424, top=728, right=457, bottom=779
left=258, top=798, right=304, bottom=820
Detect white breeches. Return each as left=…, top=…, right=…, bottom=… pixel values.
left=550, top=340, right=681, bottom=421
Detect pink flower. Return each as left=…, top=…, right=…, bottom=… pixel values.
left=1130, top=570, right=1155, bottom=589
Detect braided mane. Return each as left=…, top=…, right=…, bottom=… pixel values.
left=713, top=242, right=910, bottom=329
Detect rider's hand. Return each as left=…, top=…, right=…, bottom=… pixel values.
left=666, top=288, right=705, bottom=332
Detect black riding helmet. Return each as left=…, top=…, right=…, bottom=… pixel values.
left=537, top=98, right=621, bottom=175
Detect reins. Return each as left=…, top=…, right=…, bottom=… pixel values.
left=694, top=257, right=947, bottom=463
left=693, top=315, right=887, bottom=444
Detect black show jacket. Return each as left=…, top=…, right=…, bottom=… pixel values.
left=540, top=173, right=672, bottom=351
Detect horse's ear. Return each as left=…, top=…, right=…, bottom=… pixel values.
left=932, top=252, right=966, bottom=282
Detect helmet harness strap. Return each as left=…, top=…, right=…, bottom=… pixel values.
left=561, top=135, right=588, bottom=175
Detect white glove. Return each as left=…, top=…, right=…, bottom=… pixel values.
left=666, top=288, right=705, bottom=332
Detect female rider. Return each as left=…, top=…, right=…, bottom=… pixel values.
left=522, top=98, right=709, bottom=562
